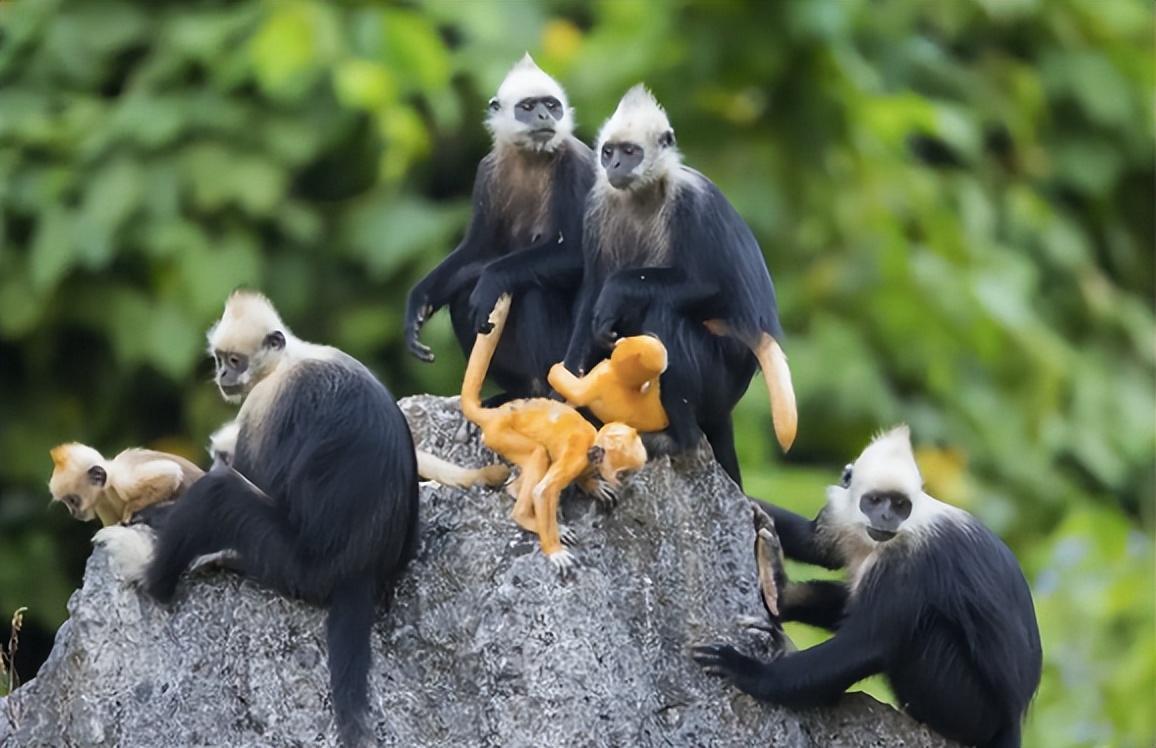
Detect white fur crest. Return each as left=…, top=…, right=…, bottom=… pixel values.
left=93, top=524, right=156, bottom=583
left=595, top=84, right=684, bottom=192
left=206, top=290, right=288, bottom=370
left=486, top=53, right=573, bottom=151
left=827, top=425, right=966, bottom=542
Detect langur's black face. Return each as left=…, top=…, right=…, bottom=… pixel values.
left=858, top=489, right=912, bottom=542
left=601, top=141, right=645, bottom=189
left=212, top=330, right=285, bottom=400
left=511, top=96, right=563, bottom=141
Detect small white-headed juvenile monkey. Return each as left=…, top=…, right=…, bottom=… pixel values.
left=559, top=85, right=797, bottom=487
left=406, top=53, right=596, bottom=401
left=547, top=333, right=669, bottom=433
left=206, top=420, right=238, bottom=470
left=100, top=290, right=419, bottom=748
left=462, top=295, right=647, bottom=573
left=693, top=427, right=1042, bottom=748
left=49, top=443, right=203, bottom=526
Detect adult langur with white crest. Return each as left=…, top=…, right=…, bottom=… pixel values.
left=405, top=53, right=596, bottom=400
left=556, top=84, right=796, bottom=487
left=694, top=426, right=1042, bottom=748
left=98, top=290, right=421, bottom=748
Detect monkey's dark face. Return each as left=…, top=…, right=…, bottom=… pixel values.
left=858, top=490, right=912, bottom=542
left=212, top=330, right=285, bottom=402
left=599, top=130, right=675, bottom=191
left=601, top=141, right=645, bottom=189
left=507, top=96, right=563, bottom=142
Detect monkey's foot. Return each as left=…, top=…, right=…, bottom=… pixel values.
left=736, top=615, right=793, bottom=655
left=755, top=527, right=786, bottom=618
left=93, top=525, right=156, bottom=583
left=189, top=550, right=242, bottom=574
left=559, top=525, right=578, bottom=546
left=546, top=548, right=578, bottom=578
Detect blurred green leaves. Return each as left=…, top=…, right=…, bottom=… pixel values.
left=0, top=1, right=1152, bottom=745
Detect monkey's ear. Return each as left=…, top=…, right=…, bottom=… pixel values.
left=87, top=465, right=107, bottom=487
left=488, top=97, right=500, bottom=112
left=587, top=446, right=605, bottom=465
left=659, top=130, right=675, bottom=148
left=264, top=331, right=285, bottom=350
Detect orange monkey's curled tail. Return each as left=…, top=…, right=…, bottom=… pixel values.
left=460, top=294, right=514, bottom=426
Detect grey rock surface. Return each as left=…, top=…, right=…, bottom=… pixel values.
left=2, top=395, right=953, bottom=748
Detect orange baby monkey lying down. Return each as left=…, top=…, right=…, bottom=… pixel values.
left=462, top=295, right=650, bottom=571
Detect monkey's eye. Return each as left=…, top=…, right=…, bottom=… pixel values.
left=545, top=99, right=558, bottom=110
left=227, top=354, right=242, bottom=369
left=840, top=464, right=852, bottom=487
left=487, top=98, right=500, bottom=112
left=602, top=146, right=613, bottom=159
left=894, top=497, right=911, bottom=513
left=519, top=101, right=535, bottom=112
left=622, top=145, right=635, bottom=156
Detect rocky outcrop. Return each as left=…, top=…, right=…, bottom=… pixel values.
left=1, top=396, right=952, bottom=747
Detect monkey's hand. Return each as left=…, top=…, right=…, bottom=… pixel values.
left=691, top=643, right=772, bottom=699
left=468, top=271, right=508, bottom=334
left=404, top=287, right=436, bottom=363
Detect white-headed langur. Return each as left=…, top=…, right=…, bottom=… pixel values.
left=404, top=53, right=596, bottom=400
left=693, top=427, right=1042, bottom=748
left=557, top=85, right=796, bottom=487
left=101, top=291, right=420, bottom=748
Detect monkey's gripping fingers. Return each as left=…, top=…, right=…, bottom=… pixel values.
left=691, top=643, right=770, bottom=698
left=468, top=273, right=508, bottom=334
left=404, top=296, right=436, bottom=363
left=559, top=524, right=579, bottom=546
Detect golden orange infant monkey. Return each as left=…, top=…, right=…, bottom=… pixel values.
left=547, top=334, right=670, bottom=433
left=48, top=443, right=203, bottom=526
left=462, top=295, right=647, bottom=572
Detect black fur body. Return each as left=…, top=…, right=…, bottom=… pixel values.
left=406, top=137, right=596, bottom=398
left=565, top=171, right=783, bottom=485
left=143, top=353, right=419, bottom=747
left=699, top=501, right=1042, bottom=748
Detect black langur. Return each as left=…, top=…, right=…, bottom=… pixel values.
left=693, top=426, right=1042, bottom=748
left=404, top=53, right=596, bottom=399
left=559, top=85, right=796, bottom=487
left=103, top=291, right=420, bottom=747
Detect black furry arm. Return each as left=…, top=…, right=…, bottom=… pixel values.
left=591, top=266, right=724, bottom=344
left=693, top=620, right=887, bottom=708
left=562, top=284, right=601, bottom=373
left=468, top=239, right=584, bottom=332
left=755, top=501, right=844, bottom=570
left=404, top=164, right=498, bottom=361
left=780, top=581, right=850, bottom=631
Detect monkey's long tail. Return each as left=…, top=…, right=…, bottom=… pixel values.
left=415, top=450, right=510, bottom=488
left=327, top=577, right=376, bottom=748
left=459, top=294, right=513, bottom=426
left=705, top=320, right=797, bottom=452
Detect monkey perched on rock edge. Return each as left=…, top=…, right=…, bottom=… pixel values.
left=405, top=53, right=596, bottom=401
left=461, top=294, right=647, bottom=573
left=558, top=85, right=796, bottom=487
left=693, top=427, right=1042, bottom=748
left=547, top=333, right=669, bottom=434
left=49, top=444, right=203, bottom=526
left=99, top=291, right=419, bottom=748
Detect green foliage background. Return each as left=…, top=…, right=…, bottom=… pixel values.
left=0, top=0, right=1152, bottom=743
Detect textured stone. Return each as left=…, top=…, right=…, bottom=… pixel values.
left=2, top=395, right=953, bottom=748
